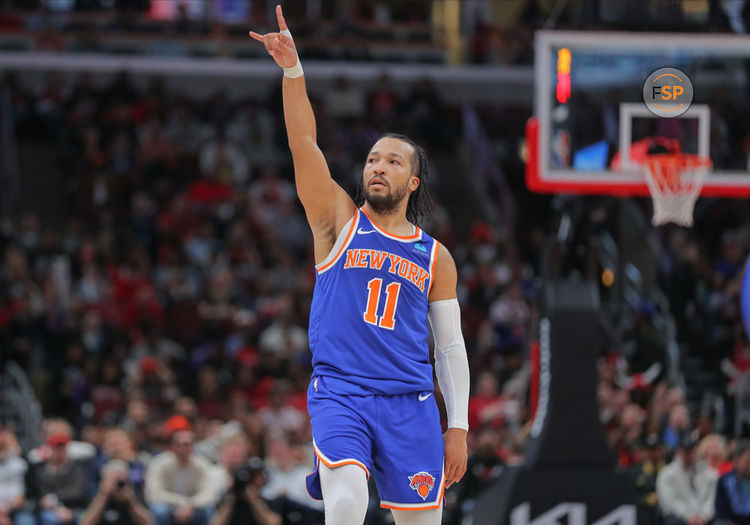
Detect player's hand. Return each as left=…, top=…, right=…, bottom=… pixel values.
left=443, top=428, right=468, bottom=488
left=249, top=5, right=297, bottom=69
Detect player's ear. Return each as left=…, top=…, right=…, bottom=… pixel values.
left=408, top=175, right=420, bottom=193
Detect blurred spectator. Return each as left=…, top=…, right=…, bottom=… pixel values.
left=226, top=104, right=280, bottom=171
left=258, top=301, right=308, bottom=360
left=128, top=326, right=185, bottom=376
left=468, top=371, right=504, bottom=430
left=209, top=457, right=280, bottom=525
left=0, top=428, right=29, bottom=525
left=448, top=427, right=504, bottom=523
left=164, top=104, right=205, bottom=154
left=664, top=404, right=691, bottom=452
left=488, top=282, right=529, bottom=353
left=145, top=428, right=217, bottom=525
left=656, top=433, right=717, bottom=525
left=127, top=358, right=179, bottom=411
left=90, top=360, right=125, bottom=425
left=324, top=76, right=366, bottom=121
left=698, top=434, right=733, bottom=476
left=28, top=433, right=91, bottom=525
left=367, top=74, right=398, bottom=129
left=120, top=401, right=150, bottom=452
left=722, top=344, right=750, bottom=396
left=614, top=404, right=646, bottom=467
left=199, top=135, right=248, bottom=187
left=261, top=437, right=322, bottom=519
left=714, top=440, right=750, bottom=524
left=28, top=421, right=96, bottom=465
left=207, top=430, right=250, bottom=497
left=81, top=460, right=151, bottom=525
left=101, top=429, right=148, bottom=502
left=257, top=382, right=305, bottom=435
left=632, top=434, right=666, bottom=525
left=195, top=368, right=224, bottom=420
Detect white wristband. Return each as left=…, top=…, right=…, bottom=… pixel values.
left=283, top=60, right=304, bottom=79
left=279, top=29, right=304, bottom=79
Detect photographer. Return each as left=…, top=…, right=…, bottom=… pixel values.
left=81, top=461, right=151, bottom=525
left=210, top=459, right=280, bottom=525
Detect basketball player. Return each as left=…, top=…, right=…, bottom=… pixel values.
left=250, top=7, right=469, bottom=524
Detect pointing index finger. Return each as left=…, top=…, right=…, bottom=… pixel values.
left=276, top=5, right=288, bottom=31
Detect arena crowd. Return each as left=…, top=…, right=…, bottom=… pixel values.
left=2, top=1, right=750, bottom=524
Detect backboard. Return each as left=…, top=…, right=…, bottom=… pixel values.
left=527, top=30, right=750, bottom=197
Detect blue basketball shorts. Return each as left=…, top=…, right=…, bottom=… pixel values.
left=305, top=375, right=445, bottom=510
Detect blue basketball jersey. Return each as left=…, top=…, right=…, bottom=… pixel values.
left=308, top=207, right=439, bottom=395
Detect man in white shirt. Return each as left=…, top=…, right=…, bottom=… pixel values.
left=145, top=427, right=218, bottom=525
left=657, top=433, right=718, bottom=525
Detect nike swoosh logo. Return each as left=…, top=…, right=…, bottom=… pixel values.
left=357, top=228, right=376, bottom=234
left=418, top=393, right=432, bottom=401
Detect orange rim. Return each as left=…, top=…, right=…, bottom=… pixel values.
left=645, top=154, right=711, bottom=190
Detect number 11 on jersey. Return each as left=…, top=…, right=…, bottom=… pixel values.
left=363, top=278, right=401, bottom=330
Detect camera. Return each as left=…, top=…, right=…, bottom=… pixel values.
left=232, top=457, right=265, bottom=497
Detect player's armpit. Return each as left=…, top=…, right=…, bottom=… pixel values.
left=309, top=191, right=358, bottom=266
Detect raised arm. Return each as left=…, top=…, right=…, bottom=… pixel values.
left=250, top=6, right=354, bottom=259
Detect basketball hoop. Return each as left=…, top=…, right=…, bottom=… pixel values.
left=643, top=154, right=712, bottom=227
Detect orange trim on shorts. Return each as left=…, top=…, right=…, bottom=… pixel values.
left=427, top=240, right=440, bottom=296
left=360, top=207, right=421, bottom=241
left=316, top=209, right=359, bottom=274
left=313, top=443, right=370, bottom=480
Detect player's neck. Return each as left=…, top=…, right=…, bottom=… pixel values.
left=362, top=204, right=414, bottom=236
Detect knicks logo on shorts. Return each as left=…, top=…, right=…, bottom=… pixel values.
left=408, top=471, right=435, bottom=500
left=314, top=378, right=319, bottom=392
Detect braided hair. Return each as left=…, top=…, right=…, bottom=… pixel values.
left=355, top=133, right=433, bottom=227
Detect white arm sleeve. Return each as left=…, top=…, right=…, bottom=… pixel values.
left=428, top=298, right=470, bottom=431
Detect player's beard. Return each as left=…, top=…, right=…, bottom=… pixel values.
left=365, top=181, right=409, bottom=215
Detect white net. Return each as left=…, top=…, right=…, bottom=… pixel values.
left=643, top=155, right=711, bottom=227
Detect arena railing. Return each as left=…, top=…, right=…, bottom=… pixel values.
left=0, top=360, right=43, bottom=452
left=0, top=31, right=445, bottom=63
left=0, top=51, right=533, bottom=105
